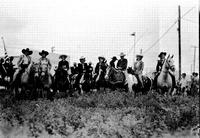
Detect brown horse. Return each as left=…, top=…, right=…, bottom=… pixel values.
left=38, top=65, right=54, bottom=99
left=156, top=54, right=175, bottom=96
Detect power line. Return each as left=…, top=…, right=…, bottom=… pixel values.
left=182, top=18, right=197, bottom=24
left=143, top=7, right=196, bottom=54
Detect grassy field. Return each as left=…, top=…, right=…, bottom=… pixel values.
left=0, top=89, right=199, bottom=138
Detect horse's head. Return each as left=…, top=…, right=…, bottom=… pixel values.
left=164, top=54, right=175, bottom=71
left=40, top=65, right=48, bottom=77
left=32, top=63, right=40, bottom=77
left=105, top=66, right=112, bottom=80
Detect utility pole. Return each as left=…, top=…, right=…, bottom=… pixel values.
left=178, top=5, right=181, bottom=80
left=191, top=46, right=198, bottom=72
left=51, top=46, right=55, bottom=53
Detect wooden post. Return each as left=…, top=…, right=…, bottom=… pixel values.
left=178, top=5, right=181, bottom=80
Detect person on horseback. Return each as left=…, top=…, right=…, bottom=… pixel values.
left=87, top=62, right=93, bottom=80
left=95, top=56, right=107, bottom=76
left=153, top=52, right=176, bottom=89
left=71, top=62, right=78, bottom=75
left=76, top=56, right=88, bottom=86
left=38, top=50, right=52, bottom=76
left=57, top=54, right=69, bottom=75
left=3, top=56, right=15, bottom=81
left=133, top=54, right=144, bottom=88
left=117, top=52, right=128, bottom=71
left=94, top=56, right=108, bottom=86
left=110, top=56, right=118, bottom=68
left=0, top=58, right=6, bottom=80
left=12, top=48, right=33, bottom=84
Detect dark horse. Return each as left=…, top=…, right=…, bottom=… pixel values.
left=11, top=64, right=36, bottom=100
left=127, top=67, right=152, bottom=95
left=54, top=69, right=71, bottom=97
left=105, top=66, right=137, bottom=95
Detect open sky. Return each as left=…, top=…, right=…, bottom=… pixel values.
left=0, top=0, right=199, bottom=74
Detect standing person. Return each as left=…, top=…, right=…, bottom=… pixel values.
left=179, top=73, right=188, bottom=95
left=117, top=52, right=128, bottom=71
left=38, top=50, right=52, bottom=76
left=12, top=48, right=33, bottom=83
left=133, top=54, right=144, bottom=88
left=110, top=56, right=118, bottom=68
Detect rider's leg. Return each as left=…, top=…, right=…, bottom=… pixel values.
left=12, top=68, right=21, bottom=83
left=138, top=74, right=144, bottom=88
left=152, top=74, right=159, bottom=89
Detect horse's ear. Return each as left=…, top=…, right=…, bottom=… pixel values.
left=167, top=54, right=170, bottom=59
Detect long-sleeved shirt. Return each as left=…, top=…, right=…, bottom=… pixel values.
left=117, top=58, right=128, bottom=70
left=133, top=60, right=144, bottom=75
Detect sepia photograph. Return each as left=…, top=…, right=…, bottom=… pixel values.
left=0, top=0, right=199, bottom=137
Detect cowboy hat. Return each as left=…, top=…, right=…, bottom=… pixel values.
left=158, top=52, right=167, bottom=57
left=98, top=56, right=105, bottom=60
left=79, top=56, right=85, bottom=60
left=119, top=52, right=126, bottom=57
left=136, top=54, right=143, bottom=58
left=22, top=48, right=33, bottom=55
left=111, top=56, right=118, bottom=60
left=59, top=54, right=68, bottom=59
left=39, top=50, right=49, bottom=56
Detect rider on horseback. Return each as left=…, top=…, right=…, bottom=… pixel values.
left=12, top=48, right=33, bottom=84
left=3, top=56, right=15, bottom=81
left=117, top=52, right=128, bottom=71
left=94, top=56, right=108, bottom=85
left=57, top=54, right=69, bottom=75
left=110, top=56, right=118, bottom=68
left=133, top=54, right=144, bottom=88
left=153, top=52, right=176, bottom=89
left=38, top=50, right=52, bottom=76
left=76, top=56, right=88, bottom=85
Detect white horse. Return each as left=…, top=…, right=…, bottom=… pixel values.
left=157, top=54, right=175, bottom=96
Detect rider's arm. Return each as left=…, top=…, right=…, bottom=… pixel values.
left=48, top=58, right=52, bottom=70
left=156, top=61, right=160, bottom=72
left=17, top=55, right=23, bottom=67
left=124, top=59, right=128, bottom=70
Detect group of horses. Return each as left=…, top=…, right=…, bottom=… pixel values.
left=0, top=54, right=188, bottom=101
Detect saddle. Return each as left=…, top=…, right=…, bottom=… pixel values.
left=109, top=69, right=125, bottom=84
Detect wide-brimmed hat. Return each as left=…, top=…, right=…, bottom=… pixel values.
left=79, top=56, right=86, bottom=60
left=136, top=54, right=143, bottom=58
left=39, top=50, right=49, bottom=56
left=119, top=52, right=126, bottom=57
left=22, top=48, right=33, bottom=55
left=98, top=56, right=105, bottom=60
left=158, top=52, right=167, bottom=57
left=59, top=54, right=68, bottom=59
left=111, top=56, right=118, bottom=60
